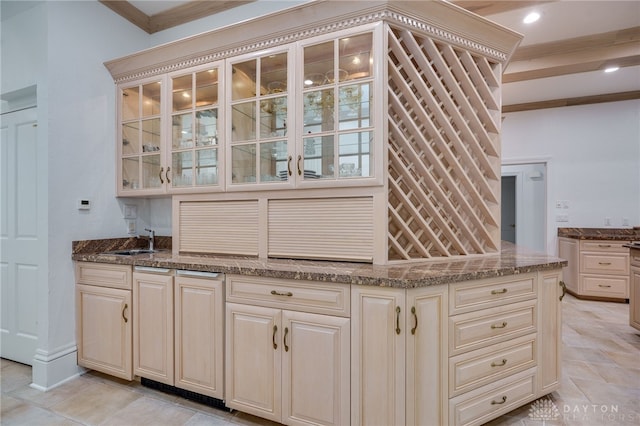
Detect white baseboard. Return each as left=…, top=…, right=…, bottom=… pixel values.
left=31, top=343, right=83, bottom=391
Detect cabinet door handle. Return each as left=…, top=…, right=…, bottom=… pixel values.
left=598, top=262, right=612, bottom=266
left=598, top=284, right=612, bottom=288
left=271, top=290, right=293, bottom=297
left=297, top=155, right=302, bottom=176
left=122, top=303, right=128, bottom=323
left=284, top=327, right=289, bottom=352
left=395, top=306, right=401, bottom=335
left=491, top=288, right=508, bottom=295
left=159, top=167, right=164, bottom=184
left=491, top=321, right=507, bottom=329
left=287, top=156, right=292, bottom=177
left=166, top=166, right=171, bottom=184
left=272, top=325, right=278, bottom=350
left=598, top=244, right=611, bottom=248
left=411, top=306, right=417, bottom=335
left=491, top=358, right=507, bottom=367
left=559, top=280, right=567, bottom=301
left=491, top=396, right=507, bottom=405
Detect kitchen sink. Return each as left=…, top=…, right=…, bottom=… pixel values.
left=108, top=249, right=157, bottom=256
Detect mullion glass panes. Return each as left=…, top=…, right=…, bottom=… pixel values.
left=304, top=41, right=333, bottom=88
left=122, top=157, right=140, bottom=190
left=196, top=69, right=218, bottom=106
left=303, top=135, right=334, bottom=179
left=338, top=131, right=371, bottom=177
left=196, top=149, right=218, bottom=185
left=142, top=154, right=162, bottom=188
left=173, top=113, right=193, bottom=149
left=338, top=33, right=373, bottom=81
left=122, top=122, right=139, bottom=155
left=172, top=151, right=193, bottom=187
left=196, top=109, right=218, bottom=146
left=231, top=53, right=289, bottom=185
left=338, top=83, right=371, bottom=130
left=142, top=82, right=161, bottom=116
left=142, top=118, right=161, bottom=152
left=303, top=89, right=334, bottom=134
left=173, top=75, right=192, bottom=111
left=122, top=87, right=139, bottom=121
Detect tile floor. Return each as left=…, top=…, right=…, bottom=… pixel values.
left=1, top=294, right=639, bottom=426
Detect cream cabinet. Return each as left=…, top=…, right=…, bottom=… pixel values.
left=630, top=249, right=640, bottom=331
left=351, top=284, right=448, bottom=426
left=133, top=267, right=224, bottom=397
left=558, top=237, right=630, bottom=300
left=225, top=275, right=350, bottom=426
left=75, top=262, right=133, bottom=380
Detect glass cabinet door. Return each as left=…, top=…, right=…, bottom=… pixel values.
left=301, top=32, right=374, bottom=182
left=229, top=50, right=290, bottom=186
left=170, top=66, right=221, bottom=189
left=120, top=80, right=163, bottom=193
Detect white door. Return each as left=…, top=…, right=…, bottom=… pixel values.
left=0, top=106, right=40, bottom=365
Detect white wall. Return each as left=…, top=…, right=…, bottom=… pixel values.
left=502, top=99, right=640, bottom=255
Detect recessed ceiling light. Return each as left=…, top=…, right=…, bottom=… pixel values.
left=604, top=66, right=620, bottom=73
left=523, top=12, right=540, bottom=24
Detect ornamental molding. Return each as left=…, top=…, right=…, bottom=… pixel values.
left=113, top=9, right=507, bottom=84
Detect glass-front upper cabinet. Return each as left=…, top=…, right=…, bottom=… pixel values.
left=300, top=30, right=374, bottom=183
left=119, top=78, right=164, bottom=195
left=228, top=48, right=291, bottom=187
left=170, top=63, right=223, bottom=191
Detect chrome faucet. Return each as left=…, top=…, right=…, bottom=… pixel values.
left=144, top=228, right=155, bottom=251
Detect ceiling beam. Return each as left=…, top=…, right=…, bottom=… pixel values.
left=503, top=90, right=640, bottom=113
left=99, top=1, right=152, bottom=33
left=452, top=1, right=552, bottom=16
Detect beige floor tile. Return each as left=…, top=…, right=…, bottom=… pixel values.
left=50, top=380, right=141, bottom=425
left=563, top=360, right=605, bottom=382
left=0, top=361, right=33, bottom=393
left=100, top=395, right=197, bottom=426
left=603, top=350, right=640, bottom=369
left=1, top=401, right=81, bottom=425
left=8, top=373, right=94, bottom=409
left=183, top=412, right=236, bottom=425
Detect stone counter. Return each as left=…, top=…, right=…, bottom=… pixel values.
left=558, top=227, right=640, bottom=241
left=72, top=239, right=566, bottom=288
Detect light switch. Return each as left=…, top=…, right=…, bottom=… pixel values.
left=124, top=204, right=137, bottom=219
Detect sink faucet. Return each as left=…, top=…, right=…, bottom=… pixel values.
left=144, top=228, right=155, bottom=251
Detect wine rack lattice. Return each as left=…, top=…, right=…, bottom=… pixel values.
left=387, top=26, right=502, bottom=261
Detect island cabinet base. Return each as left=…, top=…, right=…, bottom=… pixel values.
left=352, top=270, right=563, bottom=426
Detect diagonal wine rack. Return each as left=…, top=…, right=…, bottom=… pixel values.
left=387, top=26, right=502, bottom=261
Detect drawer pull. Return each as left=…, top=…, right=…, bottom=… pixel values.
left=491, top=321, right=508, bottom=329
left=271, top=290, right=293, bottom=297
left=491, top=358, right=507, bottom=367
left=272, top=325, right=278, bottom=350
left=122, top=303, right=128, bottom=323
left=159, top=167, right=164, bottom=184
left=491, top=288, right=508, bottom=295
left=559, top=281, right=567, bottom=301
left=287, top=155, right=292, bottom=176
left=598, top=244, right=612, bottom=248
left=284, top=327, right=289, bottom=352
left=411, top=306, right=418, bottom=335
left=598, top=262, right=612, bottom=266
left=396, top=306, right=401, bottom=335
left=598, top=284, right=612, bottom=288
left=491, top=396, right=507, bottom=405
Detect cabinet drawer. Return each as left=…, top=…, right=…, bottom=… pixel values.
left=449, top=368, right=536, bottom=426
left=449, top=334, right=536, bottom=397
left=580, top=240, right=629, bottom=253
left=76, top=262, right=132, bottom=290
left=449, top=300, right=536, bottom=356
left=580, top=253, right=629, bottom=275
left=450, top=274, right=536, bottom=315
left=226, top=275, right=350, bottom=317
left=582, top=275, right=629, bottom=298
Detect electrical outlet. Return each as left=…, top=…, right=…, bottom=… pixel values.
left=124, top=204, right=137, bottom=219
left=126, top=219, right=136, bottom=235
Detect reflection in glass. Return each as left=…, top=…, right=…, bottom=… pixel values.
left=261, top=53, right=287, bottom=94
left=232, top=102, right=256, bottom=142
left=260, top=141, right=288, bottom=182
left=303, top=89, right=334, bottom=134
left=232, top=144, right=256, bottom=183
left=122, top=157, right=139, bottom=190
left=142, top=118, right=161, bottom=151
left=142, top=82, right=161, bottom=117
left=172, top=113, right=193, bottom=150
left=338, top=33, right=373, bottom=81
left=172, top=151, right=193, bottom=187
left=196, top=149, right=218, bottom=185
left=142, top=154, right=162, bottom=188
left=232, top=59, right=256, bottom=101
left=339, top=83, right=371, bottom=130
left=339, top=131, right=371, bottom=177
left=260, top=96, right=287, bottom=138
left=303, top=135, right=334, bottom=179
left=122, top=87, right=139, bottom=121
left=304, top=41, right=333, bottom=88
left=172, top=75, right=192, bottom=112
left=122, top=122, right=139, bottom=155
left=196, top=109, right=218, bottom=146
left=196, top=69, right=218, bottom=107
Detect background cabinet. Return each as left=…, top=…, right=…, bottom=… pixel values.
left=630, top=249, right=640, bottom=331
left=75, top=262, right=133, bottom=380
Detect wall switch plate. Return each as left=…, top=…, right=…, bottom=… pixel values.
left=126, top=219, right=136, bottom=235
left=124, top=204, right=137, bottom=219
left=556, top=214, right=569, bottom=222
left=77, top=199, right=91, bottom=210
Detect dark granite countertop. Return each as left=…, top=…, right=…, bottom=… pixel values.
left=72, top=238, right=566, bottom=289
left=558, top=227, right=640, bottom=241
